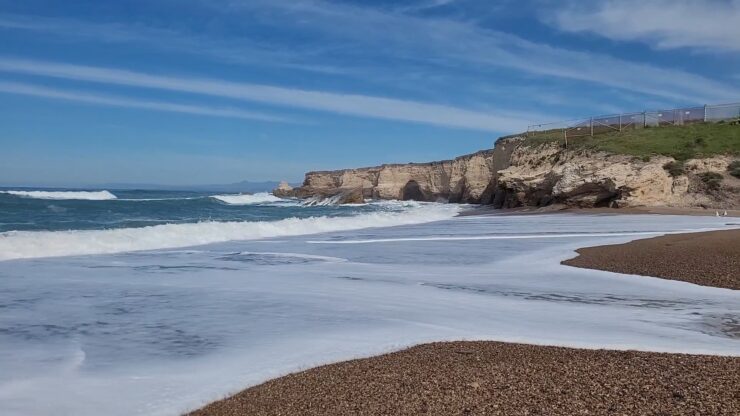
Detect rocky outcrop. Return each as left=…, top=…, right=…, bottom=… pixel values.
left=281, top=146, right=513, bottom=204
left=493, top=139, right=737, bottom=209
left=273, top=181, right=294, bottom=198
left=276, top=136, right=738, bottom=209
left=302, top=188, right=365, bottom=206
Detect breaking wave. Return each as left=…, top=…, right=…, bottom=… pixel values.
left=211, top=192, right=284, bottom=205
left=301, top=194, right=345, bottom=206
left=0, top=203, right=460, bottom=260
left=1, top=190, right=117, bottom=200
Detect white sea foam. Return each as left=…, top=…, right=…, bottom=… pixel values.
left=0, top=203, right=460, bottom=260
left=305, top=230, right=715, bottom=244
left=1, top=214, right=739, bottom=416
left=301, top=194, right=344, bottom=206
left=0, top=190, right=117, bottom=200
left=210, top=192, right=284, bottom=205
left=116, top=196, right=205, bottom=201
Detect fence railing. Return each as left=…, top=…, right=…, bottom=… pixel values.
left=526, top=102, right=740, bottom=142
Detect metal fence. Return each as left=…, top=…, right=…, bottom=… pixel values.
left=526, top=102, right=740, bottom=141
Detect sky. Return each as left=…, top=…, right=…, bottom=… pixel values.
left=1, top=0, right=739, bottom=186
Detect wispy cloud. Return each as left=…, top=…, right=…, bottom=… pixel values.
left=3, top=2, right=738, bottom=105
left=196, top=0, right=740, bottom=103
left=0, top=13, right=348, bottom=75
left=0, top=58, right=539, bottom=132
left=547, top=0, right=740, bottom=52
left=0, top=81, right=291, bottom=122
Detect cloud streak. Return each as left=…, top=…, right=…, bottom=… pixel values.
left=210, top=0, right=740, bottom=103
left=3, top=2, right=739, bottom=106
left=0, top=81, right=292, bottom=122
left=547, top=0, right=740, bottom=52
left=0, top=58, right=537, bottom=132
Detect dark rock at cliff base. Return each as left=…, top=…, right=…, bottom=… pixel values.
left=301, top=187, right=365, bottom=206
left=401, top=180, right=425, bottom=201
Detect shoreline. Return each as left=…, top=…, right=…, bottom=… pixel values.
left=562, top=229, right=740, bottom=290
left=188, top=341, right=740, bottom=416
left=8, top=208, right=732, bottom=414
left=188, top=225, right=740, bottom=416
left=459, top=203, right=740, bottom=217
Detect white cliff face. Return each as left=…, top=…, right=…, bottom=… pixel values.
left=279, top=137, right=738, bottom=209
left=375, top=163, right=450, bottom=200
left=294, top=150, right=500, bottom=203
left=684, top=157, right=731, bottom=173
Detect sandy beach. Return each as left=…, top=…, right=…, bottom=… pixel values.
left=189, top=225, right=740, bottom=416
left=5, top=210, right=739, bottom=415
left=563, top=229, right=740, bottom=290
left=189, top=341, right=740, bottom=416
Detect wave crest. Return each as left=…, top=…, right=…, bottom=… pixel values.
left=1, top=190, right=117, bottom=200
left=0, top=203, right=460, bottom=260
left=211, top=192, right=284, bottom=205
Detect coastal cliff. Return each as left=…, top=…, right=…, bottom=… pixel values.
left=493, top=139, right=738, bottom=209
left=286, top=138, right=518, bottom=205
left=278, top=127, right=740, bottom=209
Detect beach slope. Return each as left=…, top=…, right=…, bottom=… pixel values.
left=562, top=229, right=740, bottom=290
left=189, top=341, right=740, bottom=416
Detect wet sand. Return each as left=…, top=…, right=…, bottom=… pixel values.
left=188, top=341, right=740, bottom=416
left=563, top=229, right=740, bottom=290
left=461, top=204, right=740, bottom=217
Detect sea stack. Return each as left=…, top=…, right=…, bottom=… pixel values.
left=272, top=181, right=294, bottom=198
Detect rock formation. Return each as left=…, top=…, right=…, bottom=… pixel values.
left=273, top=181, right=294, bottom=198
left=275, top=136, right=739, bottom=209
left=494, top=139, right=736, bottom=209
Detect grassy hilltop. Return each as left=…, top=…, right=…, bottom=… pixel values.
left=523, top=122, right=740, bottom=161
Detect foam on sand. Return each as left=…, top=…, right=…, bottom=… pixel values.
left=1, top=213, right=738, bottom=416
left=0, top=190, right=117, bottom=200
left=305, top=230, right=721, bottom=244
left=0, top=203, right=460, bottom=260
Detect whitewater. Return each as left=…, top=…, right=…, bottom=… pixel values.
left=0, top=191, right=738, bottom=415
left=0, top=203, right=459, bottom=260
left=0, top=189, right=118, bottom=200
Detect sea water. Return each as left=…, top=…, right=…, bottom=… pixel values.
left=0, top=189, right=738, bottom=415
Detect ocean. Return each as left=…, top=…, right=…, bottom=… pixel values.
left=0, top=189, right=456, bottom=260
left=1, top=189, right=738, bottom=415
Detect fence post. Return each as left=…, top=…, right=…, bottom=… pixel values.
left=563, top=129, right=567, bottom=149
left=590, top=118, right=593, bottom=137
left=618, top=114, right=622, bottom=132
left=643, top=111, right=647, bottom=128
left=703, top=105, right=707, bottom=123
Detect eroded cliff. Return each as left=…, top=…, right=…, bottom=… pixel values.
left=288, top=139, right=519, bottom=204
left=278, top=136, right=739, bottom=209
left=494, top=138, right=738, bottom=209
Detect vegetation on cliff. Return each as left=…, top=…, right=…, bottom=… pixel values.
left=524, top=123, right=740, bottom=161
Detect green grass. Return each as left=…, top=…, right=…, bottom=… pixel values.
left=523, top=123, right=740, bottom=160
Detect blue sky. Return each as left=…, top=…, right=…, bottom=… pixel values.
left=1, top=0, right=739, bottom=186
